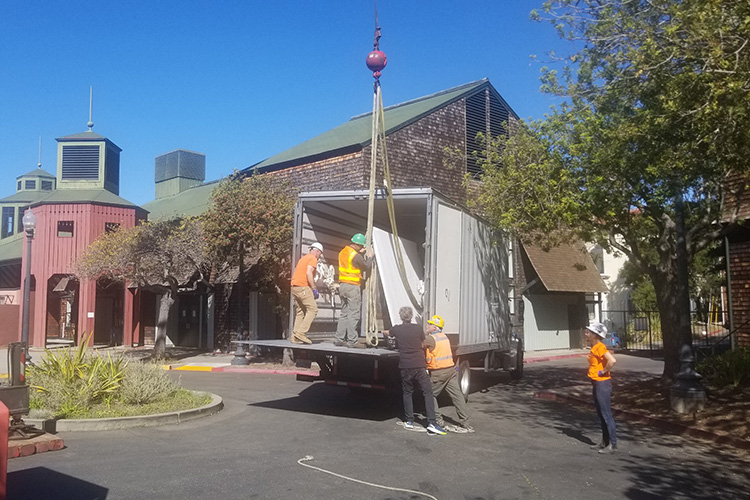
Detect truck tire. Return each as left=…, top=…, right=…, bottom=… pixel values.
left=457, top=359, right=471, bottom=402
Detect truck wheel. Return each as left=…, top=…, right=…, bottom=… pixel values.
left=457, top=359, right=471, bottom=402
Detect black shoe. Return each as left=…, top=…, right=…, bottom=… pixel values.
left=333, top=340, right=345, bottom=347
left=590, top=440, right=607, bottom=450
left=346, top=342, right=360, bottom=348
left=598, top=444, right=617, bottom=454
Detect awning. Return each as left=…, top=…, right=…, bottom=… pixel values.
left=522, top=242, right=608, bottom=293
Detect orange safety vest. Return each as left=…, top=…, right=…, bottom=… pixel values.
left=426, top=332, right=454, bottom=370
left=338, top=245, right=361, bottom=285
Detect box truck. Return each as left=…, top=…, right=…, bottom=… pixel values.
left=248, top=187, right=522, bottom=398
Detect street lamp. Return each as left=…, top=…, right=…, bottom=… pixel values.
left=20, top=208, right=37, bottom=371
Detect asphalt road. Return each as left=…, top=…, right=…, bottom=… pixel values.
left=7, top=354, right=750, bottom=500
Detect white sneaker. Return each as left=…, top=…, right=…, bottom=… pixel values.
left=403, top=421, right=414, bottom=429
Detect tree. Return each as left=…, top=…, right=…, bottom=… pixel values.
left=201, top=172, right=296, bottom=340
left=478, top=0, right=750, bottom=379
left=77, top=219, right=208, bottom=359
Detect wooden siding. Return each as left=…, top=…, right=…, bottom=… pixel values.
left=20, top=203, right=140, bottom=347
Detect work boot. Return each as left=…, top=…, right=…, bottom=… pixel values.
left=333, top=340, right=346, bottom=347
left=293, top=333, right=312, bottom=344
left=290, top=335, right=302, bottom=344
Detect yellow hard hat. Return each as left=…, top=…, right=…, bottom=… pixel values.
left=427, top=315, right=444, bottom=329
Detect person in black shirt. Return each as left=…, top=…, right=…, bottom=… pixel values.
left=385, top=306, right=447, bottom=435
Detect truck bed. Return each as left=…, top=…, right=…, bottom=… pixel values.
left=242, top=339, right=400, bottom=358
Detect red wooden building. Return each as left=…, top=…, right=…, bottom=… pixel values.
left=0, top=126, right=146, bottom=347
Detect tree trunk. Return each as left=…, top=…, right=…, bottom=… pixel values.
left=153, top=290, right=174, bottom=360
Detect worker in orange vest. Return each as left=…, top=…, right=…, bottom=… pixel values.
left=334, top=233, right=373, bottom=347
left=425, top=315, right=474, bottom=433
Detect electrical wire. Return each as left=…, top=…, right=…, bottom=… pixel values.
left=297, top=455, right=439, bottom=500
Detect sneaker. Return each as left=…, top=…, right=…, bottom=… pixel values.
left=403, top=421, right=414, bottom=429
left=590, top=440, right=607, bottom=450
left=459, top=424, right=475, bottom=433
left=598, top=444, right=617, bottom=454
left=426, top=423, right=447, bottom=435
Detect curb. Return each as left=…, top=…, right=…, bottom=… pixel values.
left=8, top=433, right=65, bottom=459
left=524, top=353, right=587, bottom=364
left=534, top=389, right=750, bottom=451
left=25, top=392, right=223, bottom=432
left=163, top=364, right=319, bottom=377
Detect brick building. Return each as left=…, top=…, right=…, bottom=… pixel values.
left=724, top=172, right=750, bottom=347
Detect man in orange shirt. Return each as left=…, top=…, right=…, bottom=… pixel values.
left=290, top=242, right=324, bottom=344
left=585, top=322, right=617, bottom=454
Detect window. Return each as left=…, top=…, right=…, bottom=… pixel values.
left=105, top=222, right=120, bottom=233
left=16, top=180, right=21, bottom=191
left=57, top=221, right=74, bottom=238
left=41, top=180, right=53, bottom=190
left=16, top=206, right=27, bottom=233
left=1, top=207, right=14, bottom=238
left=25, top=179, right=36, bottom=190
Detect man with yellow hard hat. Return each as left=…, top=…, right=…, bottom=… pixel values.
left=424, top=314, right=474, bottom=433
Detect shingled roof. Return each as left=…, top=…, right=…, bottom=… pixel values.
left=244, top=79, right=519, bottom=174
left=523, top=242, right=608, bottom=293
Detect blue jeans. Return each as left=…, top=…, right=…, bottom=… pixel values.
left=401, top=367, right=436, bottom=425
left=592, top=379, right=617, bottom=446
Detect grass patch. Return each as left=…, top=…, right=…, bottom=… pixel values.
left=78, top=389, right=213, bottom=419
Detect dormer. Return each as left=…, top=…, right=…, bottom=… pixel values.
left=56, top=130, right=122, bottom=195
left=16, top=167, right=56, bottom=193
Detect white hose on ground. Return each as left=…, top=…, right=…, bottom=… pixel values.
left=297, top=455, right=439, bottom=500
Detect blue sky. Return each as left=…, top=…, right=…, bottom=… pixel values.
left=0, top=1, right=572, bottom=206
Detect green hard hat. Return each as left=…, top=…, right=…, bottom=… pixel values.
left=351, top=233, right=366, bottom=245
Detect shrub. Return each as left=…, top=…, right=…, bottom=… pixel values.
left=28, top=334, right=128, bottom=418
left=120, top=361, right=179, bottom=405
left=697, top=347, right=750, bottom=388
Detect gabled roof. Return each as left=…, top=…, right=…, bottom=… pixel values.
left=523, top=242, right=609, bottom=293
left=0, top=188, right=141, bottom=210
left=17, top=167, right=55, bottom=179
left=141, top=181, right=218, bottom=219
left=245, top=79, right=519, bottom=174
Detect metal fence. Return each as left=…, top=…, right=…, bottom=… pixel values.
left=599, top=308, right=747, bottom=358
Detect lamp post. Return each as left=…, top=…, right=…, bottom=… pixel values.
left=20, top=209, right=37, bottom=372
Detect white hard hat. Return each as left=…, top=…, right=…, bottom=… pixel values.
left=585, top=322, right=607, bottom=338
left=310, top=242, right=324, bottom=252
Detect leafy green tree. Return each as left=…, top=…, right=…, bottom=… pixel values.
left=77, top=219, right=208, bottom=359
left=201, top=172, right=296, bottom=339
left=478, top=0, right=750, bottom=379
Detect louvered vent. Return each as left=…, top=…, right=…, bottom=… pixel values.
left=105, top=145, right=120, bottom=188
left=490, top=96, right=509, bottom=139
left=466, top=92, right=487, bottom=178
left=62, top=145, right=100, bottom=180
left=41, top=180, right=53, bottom=190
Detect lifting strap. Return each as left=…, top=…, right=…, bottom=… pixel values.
left=364, top=83, right=423, bottom=347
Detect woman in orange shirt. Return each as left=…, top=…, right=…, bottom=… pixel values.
left=585, top=322, right=617, bottom=454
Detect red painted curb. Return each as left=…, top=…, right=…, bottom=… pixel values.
left=534, top=390, right=750, bottom=451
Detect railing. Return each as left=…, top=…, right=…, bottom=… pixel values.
left=599, top=308, right=748, bottom=357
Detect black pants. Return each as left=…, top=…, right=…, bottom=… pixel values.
left=401, top=367, right=436, bottom=424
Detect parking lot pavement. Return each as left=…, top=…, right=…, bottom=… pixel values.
left=7, top=355, right=750, bottom=500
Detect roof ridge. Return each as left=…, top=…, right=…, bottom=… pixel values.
left=349, top=78, right=488, bottom=121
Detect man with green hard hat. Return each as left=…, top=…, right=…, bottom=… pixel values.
left=334, top=233, right=373, bottom=347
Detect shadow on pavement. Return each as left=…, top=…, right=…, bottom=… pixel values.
left=249, top=382, right=401, bottom=422
left=473, top=363, right=750, bottom=500
left=8, top=467, right=109, bottom=500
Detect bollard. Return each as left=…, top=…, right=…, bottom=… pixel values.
left=1, top=401, right=9, bottom=500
